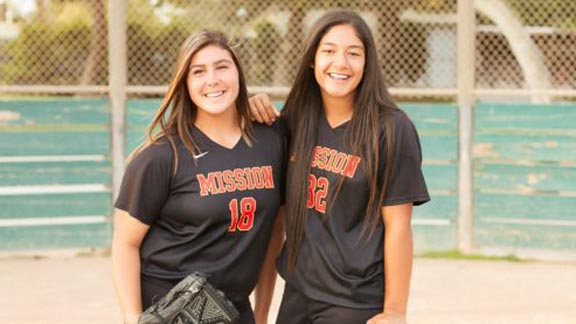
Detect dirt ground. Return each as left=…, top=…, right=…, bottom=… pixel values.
left=0, top=256, right=575, bottom=324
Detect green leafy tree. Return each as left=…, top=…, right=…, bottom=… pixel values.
left=2, top=2, right=94, bottom=85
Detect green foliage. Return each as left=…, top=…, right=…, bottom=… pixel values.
left=2, top=22, right=92, bottom=84
left=1, top=0, right=198, bottom=86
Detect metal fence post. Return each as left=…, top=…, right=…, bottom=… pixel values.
left=457, top=0, right=476, bottom=253
left=108, top=0, right=127, bottom=203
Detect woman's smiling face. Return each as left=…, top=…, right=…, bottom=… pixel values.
left=313, top=24, right=366, bottom=104
left=187, top=45, right=240, bottom=117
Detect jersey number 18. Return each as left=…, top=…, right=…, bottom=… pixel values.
left=228, top=197, right=256, bottom=232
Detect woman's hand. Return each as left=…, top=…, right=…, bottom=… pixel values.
left=123, top=313, right=141, bottom=324
left=366, top=312, right=407, bottom=324
left=249, top=93, right=279, bottom=125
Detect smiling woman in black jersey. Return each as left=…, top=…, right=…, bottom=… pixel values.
left=250, top=9, right=430, bottom=324
left=111, top=30, right=285, bottom=324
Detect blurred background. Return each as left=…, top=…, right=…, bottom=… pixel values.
left=0, top=0, right=574, bottom=259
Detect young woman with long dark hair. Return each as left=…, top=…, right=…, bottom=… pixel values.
left=250, top=9, right=429, bottom=324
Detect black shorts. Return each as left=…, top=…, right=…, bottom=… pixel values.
left=276, top=284, right=382, bottom=324
left=141, top=275, right=255, bottom=324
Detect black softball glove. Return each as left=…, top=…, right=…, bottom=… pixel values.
left=138, top=272, right=239, bottom=324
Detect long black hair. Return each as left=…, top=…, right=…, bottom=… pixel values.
left=282, top=9, right=400, bottom=271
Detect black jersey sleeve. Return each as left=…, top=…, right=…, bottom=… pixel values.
left=380, top=111, right=430, bottom=206
left=114, top=142, right=173, bottom=224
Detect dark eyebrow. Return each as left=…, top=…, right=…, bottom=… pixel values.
left=214, top=59, right=233, bottom=65
left=320, top=42, right=364, bottom=51
left=190, top=59, right=233, bottom=69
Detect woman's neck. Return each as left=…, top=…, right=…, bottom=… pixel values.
left=194, top=109, right=242, bottom=148
left=322, top=95, right=354, bottom=128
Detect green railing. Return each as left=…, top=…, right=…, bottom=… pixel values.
left=1, top=99, right=574, bottom=256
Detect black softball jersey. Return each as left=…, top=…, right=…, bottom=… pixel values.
left=277, top=109, right=430, bottom=309
left=115, top=122, right=285, bottom=302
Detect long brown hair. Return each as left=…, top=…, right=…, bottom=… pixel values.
left=283, top=9, right=401, bottom=271
left=132, top=30, right=253, bottom=173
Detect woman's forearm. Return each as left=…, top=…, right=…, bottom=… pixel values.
left=382, top=204, right=414, bottom=316
left=383, top=224, right=413, bottom=315
left=254, top=208, right=285, bottom=324
left=112, top=239, right=143, bottom=323
left=112, top=210, right=150, bottom=323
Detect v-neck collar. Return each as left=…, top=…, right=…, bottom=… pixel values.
left=321, top=109, right=350, bottom=133
left=192, top=125, right=244, bottom=151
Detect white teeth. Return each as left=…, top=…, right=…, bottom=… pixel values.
left=205, top=91, right=224, bottom=98
left=328, top=73, right=350, bottom=80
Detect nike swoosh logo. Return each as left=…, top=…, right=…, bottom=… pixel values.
left=193, top=151, right=209, bottom=159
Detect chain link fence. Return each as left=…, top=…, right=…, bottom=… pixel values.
left=475, top=0, right=576, bottom=91
left=0, top=0, right=108, bottom=87
left=1, top=0, right=574, bottom=98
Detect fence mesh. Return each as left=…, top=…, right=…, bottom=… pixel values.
left=0, top=0, right=575, bottom=95
left=0, top=0, right=108, bottom=86
left=476, top=0, right=576, bottom=90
